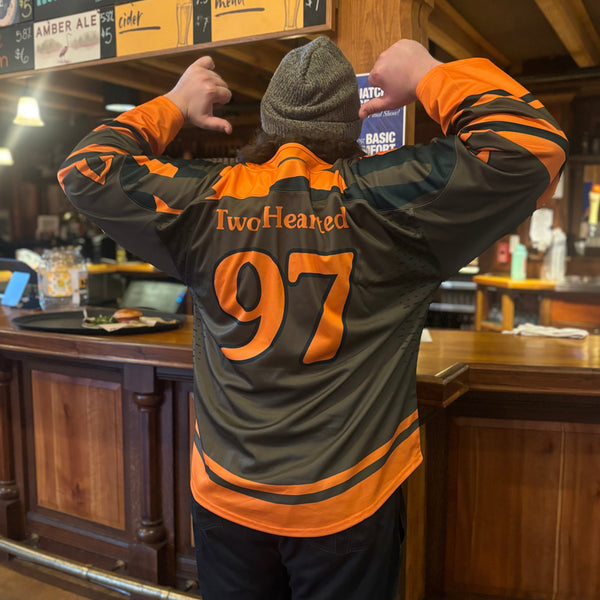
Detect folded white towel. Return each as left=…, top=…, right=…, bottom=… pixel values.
left=502, top=323, right=589, bottom=339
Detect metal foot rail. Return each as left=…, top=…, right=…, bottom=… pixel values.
left=0, top=535, right=200, bottom=599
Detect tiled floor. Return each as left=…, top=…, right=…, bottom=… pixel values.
left=0, top=559, right=126, bottom=600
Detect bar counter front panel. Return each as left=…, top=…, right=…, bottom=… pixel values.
left=0, top=306, right=598, bottom=599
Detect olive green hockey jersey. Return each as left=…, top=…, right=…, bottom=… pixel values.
left=59, top=57, right=568, bottom=536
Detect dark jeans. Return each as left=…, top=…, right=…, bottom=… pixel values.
left=191, top=487, right=406, bottom=600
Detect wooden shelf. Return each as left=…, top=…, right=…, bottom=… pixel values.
left=479, top=320, right=503, bottom=332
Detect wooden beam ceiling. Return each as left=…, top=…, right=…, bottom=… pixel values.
left=428, top=0, right=510, bottom=67
left=534, top=0, right=600, bottom=67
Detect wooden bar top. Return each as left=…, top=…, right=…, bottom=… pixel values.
left=0, top=306, right=597, bottom=405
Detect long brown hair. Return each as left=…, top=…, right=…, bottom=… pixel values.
left=236, top=130, right=365, bottom=165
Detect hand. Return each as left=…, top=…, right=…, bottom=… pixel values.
left=165, top=56, right=233, bottom=134
left=359, top=39, right=442, bottom=119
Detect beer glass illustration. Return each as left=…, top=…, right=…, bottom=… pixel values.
left=284, top=0, right=301, bottom=30
left=176, top=0, right=193, bottom=47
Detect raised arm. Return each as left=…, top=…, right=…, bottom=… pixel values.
left=352, top=40, right=569, bottom=278
left=57, top=57, right=233, bottom=279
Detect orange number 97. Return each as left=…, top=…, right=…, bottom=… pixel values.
left=213, top=250, right=355, bottom=364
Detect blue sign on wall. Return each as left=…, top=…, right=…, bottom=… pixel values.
left=357, top=73, right=405, bottom=155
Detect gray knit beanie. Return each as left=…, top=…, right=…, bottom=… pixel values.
left=260, top=36, right=362, bottom=141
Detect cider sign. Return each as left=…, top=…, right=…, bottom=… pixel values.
left=115, top=0, right=193, bottom=57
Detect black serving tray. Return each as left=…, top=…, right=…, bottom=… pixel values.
left=12, top=308, right=186, bottom=336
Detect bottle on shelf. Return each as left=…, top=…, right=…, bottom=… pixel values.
left=548, top=227, right=566, bottom=281
left=510, top=243, right=528, bottom=280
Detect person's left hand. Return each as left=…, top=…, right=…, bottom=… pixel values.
left=165, top=56, right=233, bottom=134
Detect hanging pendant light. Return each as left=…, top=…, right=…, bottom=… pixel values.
left=104, top=84, right=139, bottom=113
left=14, top=96, right=45, bottom=127
left=0, top=147, right=14, bottom=166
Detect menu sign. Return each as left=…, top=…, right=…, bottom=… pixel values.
left=99, top=5, right=115, bottom=59
left=0, top=0, right=332, bottom=77
left=34, top=0, right=116, bottom=22
left=0, top=0, right=34, bottom=27
left=0, top=20, right=34, bottom=73
left=34, top=10, right=101, bottom=69
left=115, top=0, right=192, bottom=57
left=195, top=0, right=328, bottom=44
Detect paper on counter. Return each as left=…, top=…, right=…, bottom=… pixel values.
left=502, top=323, right=588, bottom=339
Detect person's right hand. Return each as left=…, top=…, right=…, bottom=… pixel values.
left=359, top=40, right=442, bottom=119
left=165, top=56, right=233, bottom=134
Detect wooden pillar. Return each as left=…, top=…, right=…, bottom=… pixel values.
left=0, top=360, right=24, bottom=543
left=124, top=365, right=169, bottom=589
left=335, top=0, right=434, bottom=145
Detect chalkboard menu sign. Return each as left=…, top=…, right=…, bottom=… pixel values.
left=0, top=0, right=33, bottom=26
left=0, top=0, right=333, bottom=77
left=34, top=0, right=116, bottom=22
left=0, top=20, right=34, bottom=73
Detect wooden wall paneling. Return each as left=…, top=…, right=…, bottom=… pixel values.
left=557, top=426, right=600, bottom=599
left=30, top=369, right=125, bottom=530
left=45, top=183, right=72, bottom=217
left=0, top=357, right=24, bottom=541
left=549, top=295, right=600, bottom=331
left=421, top=406, right=451, bottom=600
left=13, top=181, right=39, bottom=241
left=399, top=447, right=426, bottom=600
left=13, top=358, right=131, bottom=571
left=445, top=417, right=563, bottom=599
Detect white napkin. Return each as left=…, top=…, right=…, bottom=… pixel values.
left=502, top=323, right=588, bottom=339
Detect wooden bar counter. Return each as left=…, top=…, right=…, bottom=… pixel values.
left=0, top=305, right=598, bottom=599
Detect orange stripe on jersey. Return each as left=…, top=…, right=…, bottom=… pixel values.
left=419, top=58, right=532, bottom=134
left=154, top=195, right=183, bottom=214
left=57, top=165, right=72, bottom=190
left=134, top=156, right=179, bottom=178
left=461, top=112, right=566, bottom=139
left=501, top=129, right=567, bottom=182
left=115, top=96, right=184, bottom=155
left=206, top=145, right=348, bottom=201
left=191, top=426, right=422, bottom=537
left=201, top=409, right=419, bottom=497
left=528, top=99, right=545, bottom=110
left=474, top=149, right=491, bottom=163
left=58, top=156, right=113, bottom=188
left=69, top=144, right=130, bottom=158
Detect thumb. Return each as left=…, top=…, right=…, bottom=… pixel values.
left=359, top=96, right=391, bottom=119
left=199, top=115, right=232, bottom=135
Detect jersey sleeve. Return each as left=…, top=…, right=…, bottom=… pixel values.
left=57, top=96, right=226, bottom=280
left=352, top=58, right=569, bottom=279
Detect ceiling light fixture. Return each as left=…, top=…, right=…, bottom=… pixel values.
left=104, top=84, right=139, bottom=113
left=13, top=96, right=45, bottom=127
left=0, top=147, right=14, bottom=166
